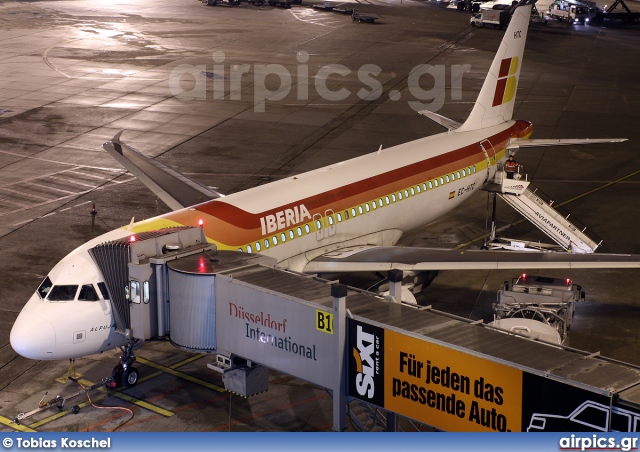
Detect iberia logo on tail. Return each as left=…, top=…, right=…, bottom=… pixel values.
left=492, top=57, right=519, bottom=107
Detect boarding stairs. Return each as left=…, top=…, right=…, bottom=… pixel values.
left=484, top=170, right=599, bottom=254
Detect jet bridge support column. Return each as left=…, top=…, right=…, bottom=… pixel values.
left=332, top=283, right=347, bottom=432
left=388, top=269, right=403, bottom=303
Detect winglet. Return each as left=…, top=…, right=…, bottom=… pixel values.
left=111, top=130, right=124, bottom=155
left=456, top=0, right=535, bottom=132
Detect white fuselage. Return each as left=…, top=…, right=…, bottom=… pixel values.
left=10, top=120, right=531, bottom=360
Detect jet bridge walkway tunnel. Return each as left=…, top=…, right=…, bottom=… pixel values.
left=89, top=227, right=640, bottom=432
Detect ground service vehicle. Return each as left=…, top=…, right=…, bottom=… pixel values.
left=470, top=9, right=510, bottom=27
left=547, top=0, right=592, bottom=23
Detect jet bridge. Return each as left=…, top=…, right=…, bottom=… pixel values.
left=87, top=227, right=640, bottom=432
left=483, top=170, right=599, bottom=254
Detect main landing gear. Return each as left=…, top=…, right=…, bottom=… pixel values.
left=109, top=341, right=142, bottom=389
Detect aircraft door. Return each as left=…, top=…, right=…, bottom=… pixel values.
left=324, top=209, right=336, bottom=237
left=313, top=213, right=324, bottom=240
left=479, top=139, right=497, bottom=181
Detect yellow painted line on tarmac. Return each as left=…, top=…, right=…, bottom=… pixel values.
left=21, top=353, right=208, bottom=429
left=0, top=415, right=37, bottom=432
left=456, top=168, right=640, bottom=249
left=136, top=353, right=207, bottom=384
left=136, top=357, right=226, bottom=393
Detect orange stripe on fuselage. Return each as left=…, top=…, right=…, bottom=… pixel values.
left=130, top=121, right=533, bottom=247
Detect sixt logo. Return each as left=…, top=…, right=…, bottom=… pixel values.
left=505, top=184, right=524, bottom=190
left=349, top=320, right=384, bottom=406
left=492, top=57, right=519, bottom=107
left=259, top=203, right=312, bottom=235
left=353, top=325, right=376, bottom=398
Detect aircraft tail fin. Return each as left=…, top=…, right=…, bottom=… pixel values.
left=456, top=0, right=535, bottom=132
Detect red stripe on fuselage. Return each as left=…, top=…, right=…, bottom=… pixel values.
left=163, top=121, right=532, bottom=245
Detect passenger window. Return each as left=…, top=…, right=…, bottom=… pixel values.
left=392, top=194, right=396, bottom=202
left=428, top=181, right=433, bottom=189
left=457, top=171, right=461, bottom=178
left=256, top=242, right=261, bottom=251
left=47, top=285, right=78, bottom=302
left=344, top=210, right=349, bottom=219
left=440, top=177, right=444, bottom=184
left=404, top=189, right=409, bottom=197
left=422, top=183, right=427, bottom=191
left=328, top=215, right=334, bottom=225
left=398, top=192, right=403, bottom=200
left=289, top=230, right=294, bottom=239
left=281, top=232, right=286, bottom=242
left=472, top=166, right=476, bottom=173
left=238, top=248, right=243, bottom=252
left=78, top=284, right=99, bottom=302
left=130, top=281, right=141, bottom=304
left=272, top=236, right=278, bottom=245
left=414, top=186, right=418, bottom=194
left=37, top=276, right=53, bottom=299
left=462, top=169, right=466, bottom=176
left=97, top=282, right=110, bottom=300
left=434, top=180, right=438, bottom=187
left=305, top=224, right=310, bottom=234
left=316, top=220, right=322, bottom=229
left=337, top=213, right=342, bottom=222
left=372, top=201, right=377, bottom=210
left=365, top=203, right=370, bottom=212
left=264, top=239, right=270, bottom=248
left=351, top=208, right=356, bottom=217
left=297, top=227, right=302, bottom=236
left=446, top=175, right=450, bottom=183
left=247, top=245, right=253, bottom=253
left=385, top=196, right=390, bottom=205
left=143, top=281, right=150, bottom=304
left=378, top=199, right=383, bottom=207
left=358, top=206, right=363, bottom=214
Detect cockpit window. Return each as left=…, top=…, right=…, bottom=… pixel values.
left=97, top=282, right=110, bottom=300
left=47, top=285, right=78, bottom=302
left=78, top=284, right=99, bottom=302
left=37, top=276, right=53, bottom=299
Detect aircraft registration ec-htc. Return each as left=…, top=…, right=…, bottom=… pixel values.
left=10, top=0, right=639, bottom=384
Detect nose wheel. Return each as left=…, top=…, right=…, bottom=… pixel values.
left=110, top=342, right=140, bottom=388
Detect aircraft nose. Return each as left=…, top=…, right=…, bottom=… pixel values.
left=10, top=310, right=55, bottom=359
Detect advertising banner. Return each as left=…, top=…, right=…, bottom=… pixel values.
left=348, top=318, right=523, bottom=431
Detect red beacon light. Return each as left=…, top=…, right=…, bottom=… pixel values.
left=521, top=273, right=527, bottom=279
left=566, top=278, right=571, bottom=286
left=129, top=235, right=136, bottom=243
left=198, top=219, right=204, bottom=227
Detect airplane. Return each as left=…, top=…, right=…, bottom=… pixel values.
left=10, top=0, right=639, bottom=387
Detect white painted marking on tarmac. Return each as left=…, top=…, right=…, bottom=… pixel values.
left=49, top=175, right=101, bottom=189
left=59, top=201, right=92, bottom=212
left=289, top=8, right=344, bottom=27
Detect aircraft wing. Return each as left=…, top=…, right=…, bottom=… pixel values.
left=303, top=245, right=640, bottom=273
left=102, top=132, right=223, bottom=211
left=507, top=138, right=628, bottom=149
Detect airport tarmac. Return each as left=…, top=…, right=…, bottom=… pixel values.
left=0, top=0, right=639, bottom=432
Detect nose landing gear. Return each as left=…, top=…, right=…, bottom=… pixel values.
left=109, top=341, right=142, bottom=389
